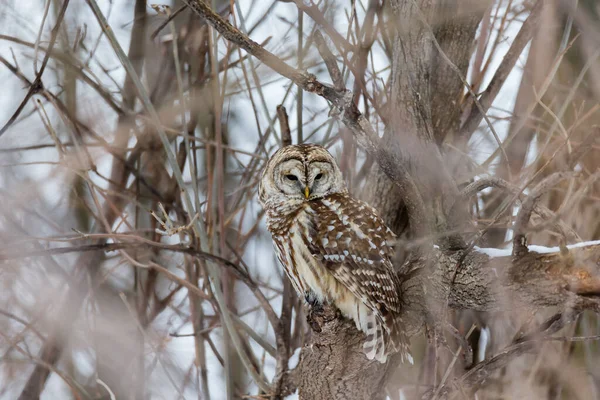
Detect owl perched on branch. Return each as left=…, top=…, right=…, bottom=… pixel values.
left=259, top=144, right=411, bottom=363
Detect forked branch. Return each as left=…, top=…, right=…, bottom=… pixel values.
left=512, top=172, right=575, bottom=257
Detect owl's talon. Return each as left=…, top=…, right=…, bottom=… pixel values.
left=307, top=311, right=323, bottom=333
left=305, top=292, right=323, bottom=310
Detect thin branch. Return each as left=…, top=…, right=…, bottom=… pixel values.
left=480, top=7, right=577, bottom=169
left=276, top=105, right=292, bottom=146
left=150, top=4, right=187, bottom=40
left=455, top=312, right=579, bottom=395
left=33, top=0, right=52, bottom=74
left=0, top=241, right=251, bottom=283
left=460, top=0, right=543, bottom=138
left=0, top=0, right=70, bottom=137
left=288, top=0, right=354, bottom=55
left=297, top=6, right=304, bottom=144
left=512, top=172, right=575, bottom=257
left=449, top=176, right=580, bottom=242
left=0, top=309, right=46, bottom=341
left=182, top=0, right=323, bottom=93
left=314, top=30, right=344, bottom=91
left=568, top=126, right=600, bottom=169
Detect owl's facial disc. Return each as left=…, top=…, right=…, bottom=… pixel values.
left=306, top=161, right=337, bottom=199
left=259, top=144, right=348, bottom=208
left=274, top=159, right=306, bottom=199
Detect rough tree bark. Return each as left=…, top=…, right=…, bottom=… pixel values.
left=364, top=0, right=488, bottom=236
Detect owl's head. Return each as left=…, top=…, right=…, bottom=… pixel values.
left=259, top=144, right=347, bottom=208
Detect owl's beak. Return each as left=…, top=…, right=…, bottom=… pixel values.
left=304, top=186, right=310, bottom=199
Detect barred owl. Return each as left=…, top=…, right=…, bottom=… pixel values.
left=258, top=144, right=411, bottom=363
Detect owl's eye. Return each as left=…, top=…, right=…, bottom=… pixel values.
left=285, top=174, right=298, bottom=181
left=315, top=173, right=323, bottom=180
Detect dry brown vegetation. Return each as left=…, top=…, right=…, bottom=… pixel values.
left=0, top=0, right=599, bottom=399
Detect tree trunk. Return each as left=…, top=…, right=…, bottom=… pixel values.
left=298, top=1, right=488, bottom=398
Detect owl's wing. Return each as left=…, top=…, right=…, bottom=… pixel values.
left=304, top=193, right=413, bottom=362
left=308, top=194, right=402, bottom=314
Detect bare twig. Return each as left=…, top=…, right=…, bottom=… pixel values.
left=568, top=126, right=600, bottom=169
left=512, top=172, right=576, bottom=257
left=434, top=312, right=580, bottom=398
left=0, top=309, right=45, bottom=341
left=449, top=176, right=580, bottom=242
left=150, top=4, right=187, bottom=40
left=297, top=6, right=304, bottom=144
left=460, top=0, right=543, bottom=138
left=276, top=105, right=292, bottom=146
left=291, top=0, right=354, bottom=54
left=314, top=30, right=344, bottom=91
left=0, top=0, right=70, bottom=137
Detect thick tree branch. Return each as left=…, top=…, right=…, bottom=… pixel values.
left=297, top=306, right=390, bottom=400
left=299, top=242, right=600, bottom=399
left=427, top=245, right=600, bottom=314
left=429, top=0, right=488, bottom=144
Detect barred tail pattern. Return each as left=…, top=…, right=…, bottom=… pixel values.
left=363, top=313, right=387, bottom=362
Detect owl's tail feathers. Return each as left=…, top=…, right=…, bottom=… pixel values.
left=363, top=313, right=413, bottom=364
left=363, top=313, right=388, bottom=363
